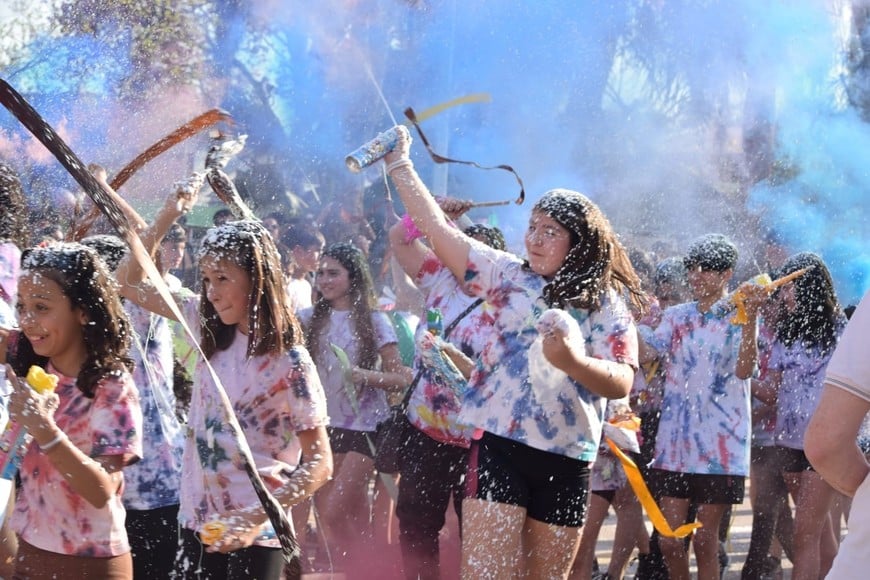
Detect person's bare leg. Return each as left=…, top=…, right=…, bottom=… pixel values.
left=313, top=452, right=376, bottom=571
left=785, top=469, right=836, bottom=580
left=608, top=485, right=648, bottom=578
left=522, top=517, right=583, bottom=580
left=692, top=503, right=730, bottom=580
left=569, top=494, right=610, bottom=580
left=657, top=497, right=691, bottom=580
left=460, top=498, right=526, bottom=579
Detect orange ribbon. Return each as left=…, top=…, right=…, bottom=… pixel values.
left=605, top=437, right=702, bottom=539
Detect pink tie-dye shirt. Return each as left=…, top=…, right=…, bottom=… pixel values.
left=407, top=257, right=495, bottom=447
left=9, top=342, right=143, bottom=556
left=178, top=297, right=328, bottom=544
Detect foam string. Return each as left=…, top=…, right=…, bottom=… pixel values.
left=0, top=79, right=303, bottom=577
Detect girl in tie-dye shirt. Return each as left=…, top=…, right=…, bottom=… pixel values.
left=760, top=253, right=845, bottom=580
left=382, top=126, right=644, bottom=579
left=116, top=187, right=332, bottom=580
left=300, top=242, right=412, bottom=574
left=1, top=243, right=142, bottom=579
left=638, top=233, right=766, bottom=580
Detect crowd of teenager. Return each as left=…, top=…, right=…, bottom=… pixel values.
left=0, top=123, right=867, bottom=580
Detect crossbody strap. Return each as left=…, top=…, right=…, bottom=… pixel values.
left=399, top=297, right=485, bottom=409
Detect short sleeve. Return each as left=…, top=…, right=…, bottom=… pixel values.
left=90, top=372, right=144, bottom=465
left=284, top=347, right=329, bottom=432
left=464, top=241, right=525, bottom=300
left=826, top=292, right=870, bottom=402
left=373, top=311, right=398, bottom=349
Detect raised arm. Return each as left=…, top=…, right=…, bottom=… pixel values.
left=734, top=284, right=766, bottom=380
left=383, top=127, right=471, bottom=283
left=114, top=175, right=202, bottom=320
left=89, top=164, right=149, bottom=233
left=388, top=217, right=432, bottom=282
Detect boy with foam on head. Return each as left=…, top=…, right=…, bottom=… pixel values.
left=638, top=233, right=767, bottom=580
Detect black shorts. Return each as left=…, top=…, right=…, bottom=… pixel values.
left=591, top=489, right=617, bottom=504
left=776, top=446, right=814, bottom=473
left=327, top=427, right=375, bottom=458
left=465, top=431, right=590, bottom=528
left=649, top=468, right=745, bottom=505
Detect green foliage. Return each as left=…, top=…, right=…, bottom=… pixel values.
left=56, top=0, right=212, bottom=98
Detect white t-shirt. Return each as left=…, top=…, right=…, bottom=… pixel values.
left=298, top=308, right=398, bottom=432
left=825, top=291, right=870, bottom=402
left=286, top=277, right=313, bottom=313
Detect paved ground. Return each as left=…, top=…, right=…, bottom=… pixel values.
left=592, top=492, right=793, bottom=579
left=300, top=489, right=802, bottom=579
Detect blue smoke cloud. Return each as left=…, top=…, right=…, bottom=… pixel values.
left=1, top=0, right=867, bottom=303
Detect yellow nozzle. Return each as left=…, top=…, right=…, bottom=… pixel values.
left=25, top=366, right=59, bottom=395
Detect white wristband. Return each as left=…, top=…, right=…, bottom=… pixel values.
left=39, top=432, right=66, bottom=452
left=386, top=158, right=413, bottom=175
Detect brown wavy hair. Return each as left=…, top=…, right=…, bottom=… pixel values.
left=306, top=242, right=379, bottom=370
left=532, top=189, right=647, bottom=313
left=11, top=244, right=132, bottom=397
left=197, top=220, right=302, bottom=360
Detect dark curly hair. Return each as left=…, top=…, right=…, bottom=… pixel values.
left=306, top=242, right=379, bottom=370
left=773, top=252, right=843, bottom=355
left=0, top=162, right=30, bottom=248
left=197, top=220, right=302, bottom=360
left=532, top=189, right=646, bottom=313
left=11, top=244, right=132, bottom=397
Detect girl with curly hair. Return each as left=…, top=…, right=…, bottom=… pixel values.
left=0, top=243, right=142, bottom=578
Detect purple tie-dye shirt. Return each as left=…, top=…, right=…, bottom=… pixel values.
left=769, top=315, right=845, bottom=450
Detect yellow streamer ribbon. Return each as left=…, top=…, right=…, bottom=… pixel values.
left=605, top=438, right=702, bottom=539
left=402, top=93, right=492, bottom=125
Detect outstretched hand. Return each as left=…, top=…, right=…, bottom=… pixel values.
left=166, top=171, right=206, bottom=216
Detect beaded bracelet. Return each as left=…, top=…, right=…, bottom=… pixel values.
left=39, top=432, right=66, bottom=452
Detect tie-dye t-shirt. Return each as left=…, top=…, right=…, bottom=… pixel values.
left=407, top=257, right=496, bottom=448
left=769, top=315, right=845, bottom=451
left=298, top=308, right=397, bottom=432
left=178, top=297, right=328, bottom=543
left=642, top=300, right=753, bottom=476
left=9, top=347, right=143, bottom=556
left=458, top=243, right=638, bottom=462
left=122, top=302, right=184, bottom=510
